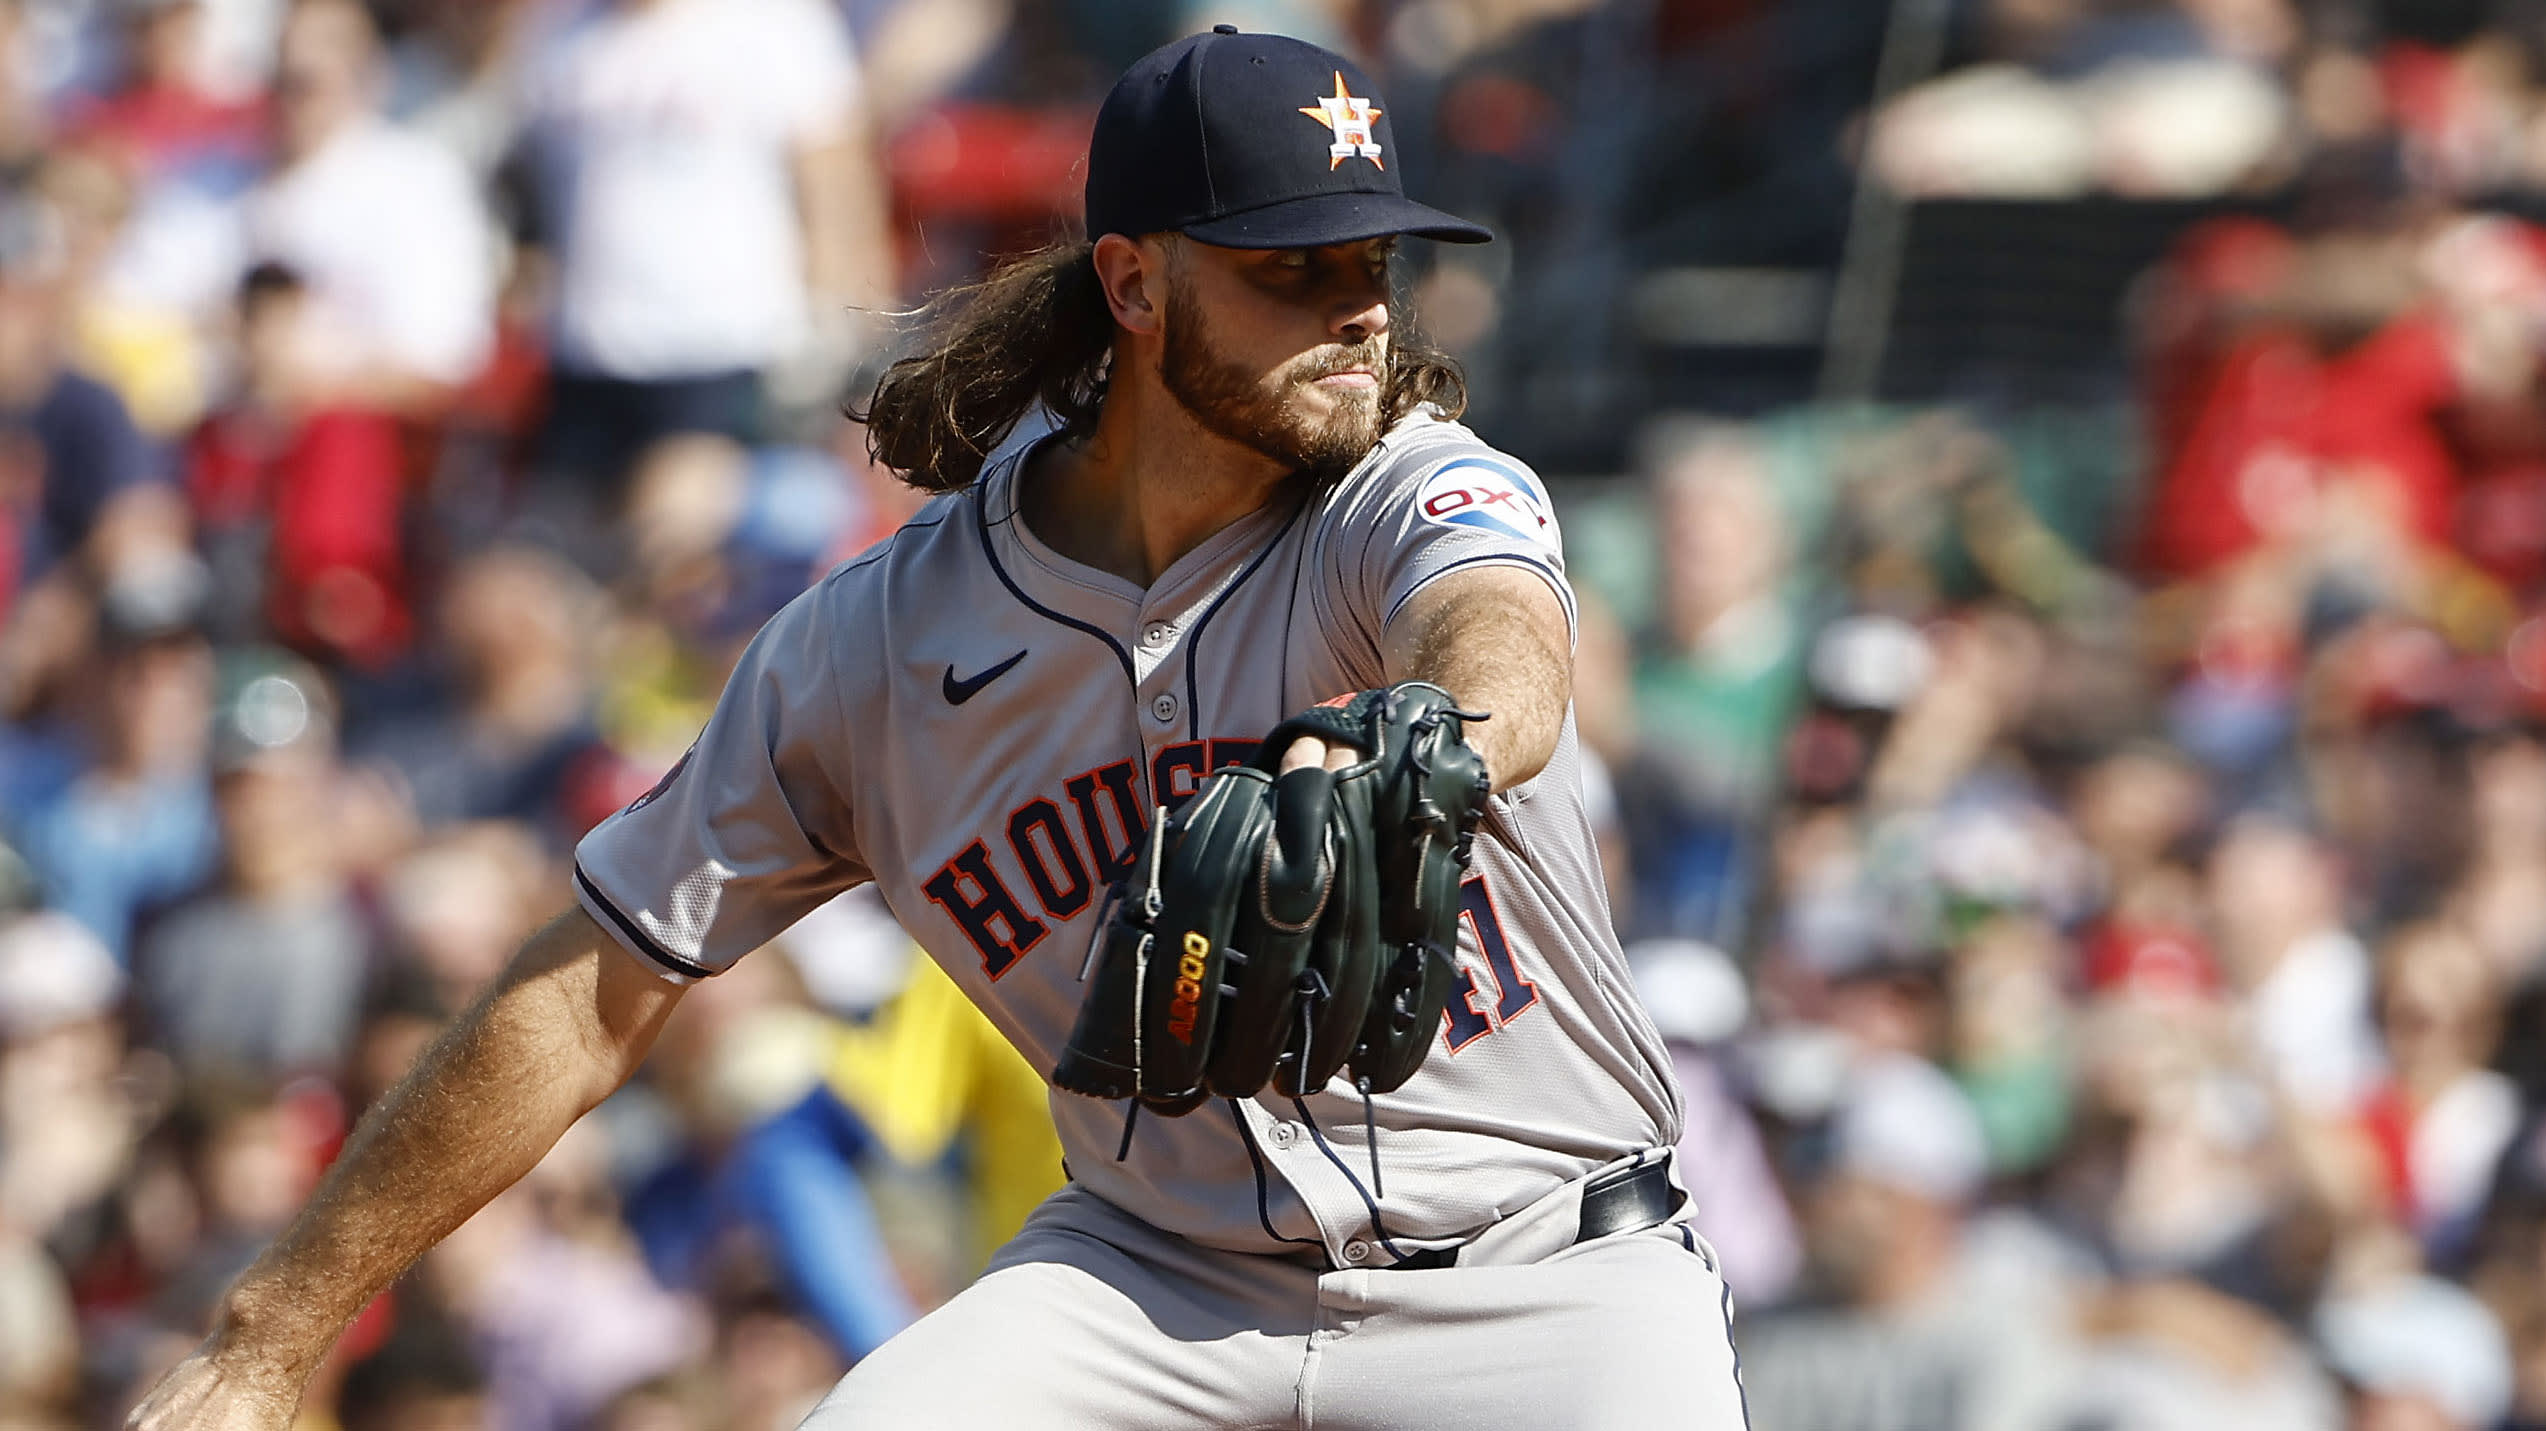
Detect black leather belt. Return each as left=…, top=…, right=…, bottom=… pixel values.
left=1578, top=1155, right=1685, bottom=1242
left=1368, top=1156, right=1683, bottom=1272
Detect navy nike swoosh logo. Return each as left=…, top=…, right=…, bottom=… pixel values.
left=943, top=650, right=1028, bottom=704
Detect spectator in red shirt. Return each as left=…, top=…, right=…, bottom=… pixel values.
left=63, top=0, right=265, bottom=193
left=186, top=261, right=410, bottom=669
left=2141, top=309, right=2459, bottom=578
left=2137, top=214, right=2546, bottom=583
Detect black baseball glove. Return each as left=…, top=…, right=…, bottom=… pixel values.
left=1051, top=683, right=1493, bottom=1117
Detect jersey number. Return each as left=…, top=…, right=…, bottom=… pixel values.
left=1442, top=875, right=1541, bottom=1053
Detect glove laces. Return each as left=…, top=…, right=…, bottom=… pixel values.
left=1105, top=807, right=1175, bottom=1163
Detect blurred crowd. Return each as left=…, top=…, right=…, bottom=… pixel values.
left=6, top=0, right=2546, bottom=1428
left=1871, top=0, right=2546, bottom=200
left=0, top=0, right=1095, bottom=1422
left=1617, top=44, right=2546, bottom=1422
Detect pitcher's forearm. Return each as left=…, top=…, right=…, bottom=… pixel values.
left=204, top=910, right=683, bottom=1386
left=1384, top=565, right=1573, bottom=790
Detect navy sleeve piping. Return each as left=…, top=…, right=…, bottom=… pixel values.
left=575, top=863, right=719, bottom=980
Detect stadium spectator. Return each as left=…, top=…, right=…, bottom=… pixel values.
left=133, top=653, right=368, bottom=1076
left=2376, top=921, right=2518, bottom=1266
left=1, top=584, right=216, bottom=961
left=1635, top=421, right=1806, bottom=805
left=377, top=821, right=552, bottom=1012
left=2450, top=724, right=2546, bottom=988
left=2059, top=918, right=2290, bottom=1289
left=2317, top=1273, right=2516, bottom=1431
left=0, top=911, right=139, bottom=1255
left=0, top=185, right=184, bottom=610
left=1633, top=938, right=1803, bottom=1302
left=2208, top=813, right=2388, bottom=1118
left=186, top=261, right=411, bottom=669
left=0, top=0, right=45, bottom=175
left=425, top=1123, right=704, bottom=1431
left=509, top=0, right=894, bottom=501
left=243, top=0, right=493, bottom=412
left=63, top=0, right=264, bottom=188
left=145, top=1075, right=337, bottom=1336
left=351, top=544, right=603, bottom=841
left=52, top=0, right=265, bottom=438
left=1738, top=1053, right=2082, bottom=1431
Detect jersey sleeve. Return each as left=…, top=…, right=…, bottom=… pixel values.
left=574, top=580, right=867, bottom=982
left=1339, top=434, right=1577, bottom=656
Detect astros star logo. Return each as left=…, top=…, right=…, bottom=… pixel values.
left=1299, top=72, right=1384, bottom=171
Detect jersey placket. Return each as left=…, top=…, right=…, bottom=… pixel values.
left=1128, top=551, right=1255, bottom=802
left=1230, top=1092, right=1393, bottom=1267
left=1137, top=542, right=1415, bottom=1272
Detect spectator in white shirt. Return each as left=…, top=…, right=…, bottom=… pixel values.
left=2208, top=813, right=2388, bottom=1116
left=512, top=0, right=894, bottom=496
left=245, top=0, right=495, bottom=414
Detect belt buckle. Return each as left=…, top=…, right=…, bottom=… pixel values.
left=1574, top=1154, right=1680, bottom=1245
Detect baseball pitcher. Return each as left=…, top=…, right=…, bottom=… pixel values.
left=130, top=27, right=1750, bottom=1430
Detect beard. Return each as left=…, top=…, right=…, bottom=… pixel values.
left=1159, top=275, right=1389, bottom=486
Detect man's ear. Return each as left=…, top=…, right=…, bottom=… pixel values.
left=1092, top=233, right=1170, bottom=338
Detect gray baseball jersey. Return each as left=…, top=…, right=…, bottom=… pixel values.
left=574, top=409, right=1684, bottom=1269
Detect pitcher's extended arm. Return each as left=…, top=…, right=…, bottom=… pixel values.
left=1382, top=563, right=1572, bottom=791
left=1274, top=564, right=1572, bottom=791
left=126, top=907, right=686, bottom=1430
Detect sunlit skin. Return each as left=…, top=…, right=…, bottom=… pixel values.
left=1019, top=233, right=1399, bottom=591
left=1180, top=236, right=1399, bottom=437
left=1154, top=241, right=1394, bottom=485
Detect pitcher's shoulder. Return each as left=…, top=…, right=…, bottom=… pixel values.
left=1364, top=410, right=1509, bottom=481
left=1319, top=414, right=1560, bottom=556
left=818, top=489, right=980, bottom=601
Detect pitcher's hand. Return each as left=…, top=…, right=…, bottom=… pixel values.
left=125, top=1348, right=302, bottom=1431
left=1278, top=734, right=1359, bottom=773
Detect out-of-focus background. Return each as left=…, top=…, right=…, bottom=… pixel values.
left=8, top=0, right=2546, bottom=1425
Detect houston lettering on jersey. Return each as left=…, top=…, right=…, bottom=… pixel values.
left=920, top=739, right=1260, bottom=978
left=917, top=737, right=1538, bottom=1060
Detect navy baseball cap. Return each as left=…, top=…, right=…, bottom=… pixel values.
left=1084, top=26, right=1492, bottom=248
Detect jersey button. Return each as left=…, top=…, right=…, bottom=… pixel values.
left=1268, top=1121, right=1298, bottom=1148
left=1141, top=622, right=1176, bottom=647
left=1150, top=693, right=1179, bottom=723
left=1341, top=1240, right=1370, bottom=1264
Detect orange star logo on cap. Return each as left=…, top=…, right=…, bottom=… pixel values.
left=1299, top=72, right=1384, bottom=171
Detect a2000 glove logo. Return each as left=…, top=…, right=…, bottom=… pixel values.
left=1168, top=932, right=1211, bottom=1043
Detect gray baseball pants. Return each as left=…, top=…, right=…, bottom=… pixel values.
left=798, top=1179, right=1751, bottom=1429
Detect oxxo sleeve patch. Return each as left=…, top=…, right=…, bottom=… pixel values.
left=1415, top=457, right=1560, bottom=551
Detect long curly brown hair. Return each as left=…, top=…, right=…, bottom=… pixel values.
left=852, top=241, right=1469, bottom=493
